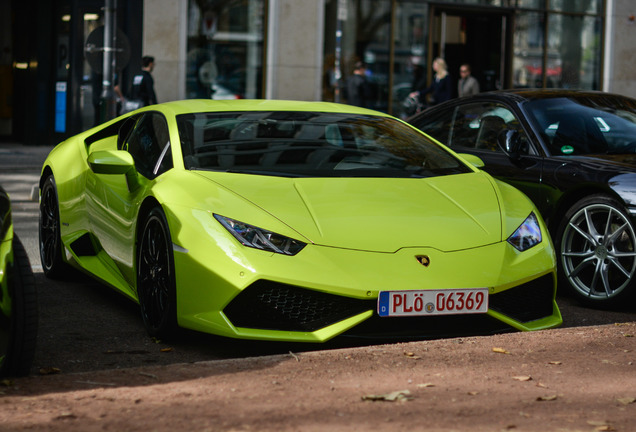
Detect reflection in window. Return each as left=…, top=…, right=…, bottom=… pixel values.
left=513, top=12, right=550, bottom=88
left=548, top=13, right=601, bottom=89
left=126, top=113, right=172, bottom=179
left=186, top=0, right=264, bottom=100
left=549, top=0, right=601, bottom=14
left=323, top=0, right=392, bottom=112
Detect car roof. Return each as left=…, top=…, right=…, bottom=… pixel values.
left=150, top=99, right=392, bottom=117
left=454, top=88, right=633, bottom=104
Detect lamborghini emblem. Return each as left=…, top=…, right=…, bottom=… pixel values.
left=416, top=255, right=430, bottom=267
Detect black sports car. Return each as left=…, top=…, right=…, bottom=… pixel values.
left=408, top=89, right=636, bottom=308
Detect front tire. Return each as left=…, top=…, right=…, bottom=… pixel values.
left=0, top=236, right=38, bottom=377
left=137, top=207, right=178, bottom=339
left=557, top=195, right=636, bottom=308
left=39, top=175, right=68, bottom=278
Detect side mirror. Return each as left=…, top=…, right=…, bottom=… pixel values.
left=88, top=150, right=135, bottom=175
left=497, top=130, right=522, bottom=160
left=458, top=153, right=485, bottom=168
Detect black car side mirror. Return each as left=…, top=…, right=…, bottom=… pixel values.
left=497, top=130, right=522, bottom=160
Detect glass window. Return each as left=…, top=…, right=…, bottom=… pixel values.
left=125, top=113, right=172, bottom=179
left=323, top=0, right=392, bottom=112
left=410, top=106, right=455, bottom=145
left=186, top=0, right=265, bottom=100
left=176, top=111, right=471, bottom=178
left=512, top=12, right=550, bottom=88
left=516, top=0, right=544, bottom=8
left=549, top=0, right=602, bottom=14
left=391, top=2, right=429, bottom=119
left=414, top=102, right=532, bottom=154
left=547, top=13, right=602, bottom=89
left=525, top=96, right=636, bottom=155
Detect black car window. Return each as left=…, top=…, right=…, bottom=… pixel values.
left=411, top=106, right=454, bottom=145
left=446, top=103, right=531, bottom=154
left=124, top=112, right=173, bottom=179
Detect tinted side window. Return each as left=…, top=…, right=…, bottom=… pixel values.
left=124, top=113, right=173, bottom=179
left=412, top=107, right=455, bottom=145
left=451, top=103, right=531, bottom=154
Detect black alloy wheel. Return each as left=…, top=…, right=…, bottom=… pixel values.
left=0, top=236, right=38, bottom=377
left=137, top=207, right=178, bottom=339
left=39, top=176, right=67, bottom=278
left=558, top=195, right=636, bottom=307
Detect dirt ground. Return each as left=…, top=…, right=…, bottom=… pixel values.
left=1, top=323, right=635, bottom=432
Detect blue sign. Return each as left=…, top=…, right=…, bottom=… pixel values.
left=54, top=82, right=67, bottom=133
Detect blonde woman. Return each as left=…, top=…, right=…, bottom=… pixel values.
left=410, top=57, right=453, bottom=108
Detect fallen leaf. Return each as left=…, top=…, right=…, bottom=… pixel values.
left=416, top=383, right=435, bottom=388
left=160, top=347, right=173, bottom=353
left=39, top=367, right=61, bottom=375
left=404, top=352, right=421, bottom=359
left=536, top=395, right=558, bottom=401
left=492, top=347, right=510, bottom=354
left=595, top=426, right=616, bottom=431
left=362, top=390, right=413, bottom=402
left=616, top=397, right=636, bottom=405
left=512, top=376, right=532, bottom=382
left=624, top=334, right=634, bottom=338
left=548, top=361, right=562, bottom=365
left=467, top=391, right=479, bottom=396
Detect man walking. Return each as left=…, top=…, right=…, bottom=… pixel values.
left=131, top=56, right=158, bottom=106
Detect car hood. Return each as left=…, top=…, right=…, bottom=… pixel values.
left=191, top=171, right=504, bottom=253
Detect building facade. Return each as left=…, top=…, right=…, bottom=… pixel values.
left=2, top=0, right=633, bottom=145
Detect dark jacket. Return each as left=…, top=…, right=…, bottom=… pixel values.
left=130, top=70, right=157, bottom=106
left=417, top=74, right=452, bottom=106
left=346, top=74, right=371, bottom=108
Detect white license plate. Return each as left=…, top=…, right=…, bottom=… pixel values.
left=377, top=288, right=489, bottom=317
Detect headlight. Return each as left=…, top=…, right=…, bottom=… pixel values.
left=214, top=214, right=306, bottom=256
left=507, top=212, right=542, bottom=252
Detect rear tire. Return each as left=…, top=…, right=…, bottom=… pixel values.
left=556, top=194, right=636, bottom=308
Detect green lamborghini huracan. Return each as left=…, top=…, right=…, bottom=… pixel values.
left=1, top=186, right=37, bottom=376
left=39, top=100, right=561, bottom=342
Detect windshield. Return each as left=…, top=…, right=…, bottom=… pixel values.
left=524, top=96, right=636, bottom=155
left=176, top=111, right=471, bottom=178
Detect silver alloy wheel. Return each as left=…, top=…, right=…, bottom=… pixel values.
left=560, top=203, right=636, bottom=301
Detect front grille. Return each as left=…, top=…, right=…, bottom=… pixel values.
left=489, top=274, right=555, bottom=322
left=223, top=280, right=375, bottom=332
left=224, top=274, right=555, bottom=335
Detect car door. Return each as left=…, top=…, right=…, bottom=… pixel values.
left=412, top=101, right=554, bottom=218
left=86, top=112, right=173, bottom=285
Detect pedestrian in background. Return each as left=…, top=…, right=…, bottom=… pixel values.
left=131, top=56, right=158, bottom=106
left=410, top=57, right=453, bottom=107
left=458, top=63, right=480, bottom=97
left=346, top=61, right=371, bottom=108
